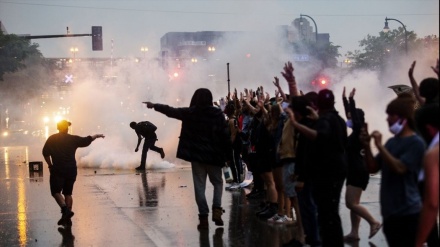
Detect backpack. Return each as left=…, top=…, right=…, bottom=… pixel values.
left=138, top=121, right=157, bottom=137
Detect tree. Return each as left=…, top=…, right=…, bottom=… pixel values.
left=0, top=31, right=44, bottom=80
left=346, top=27, right=438, bottom=71
left=0, top=31, right=53, bottom=103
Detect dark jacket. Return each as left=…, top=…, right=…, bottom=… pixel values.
left=308, top=110, right=348, bottom=182
left=153, top=104, right=231, bottom=167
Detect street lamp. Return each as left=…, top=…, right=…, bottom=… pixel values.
left=300, top=14, right=318, bottom=42
left=383, top=17, right=408, bottom=54
left=141, top=46, right=148, bottom=58
left=208, top=46, right=216, bottom=52
left=70, top=47, right=78, bottom=61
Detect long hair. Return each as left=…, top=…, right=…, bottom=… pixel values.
left=189, top=88, right=213, bottom=107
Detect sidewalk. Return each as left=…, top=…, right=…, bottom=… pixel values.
left=0, top=145, right=387, bottom=247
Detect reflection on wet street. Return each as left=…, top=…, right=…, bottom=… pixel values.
left=0, top=146, right=387, bottom=247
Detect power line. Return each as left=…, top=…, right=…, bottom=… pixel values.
left=0, top=0, right=438, bottom=16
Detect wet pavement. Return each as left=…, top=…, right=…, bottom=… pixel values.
left=0, top=145, right=388, bottom=247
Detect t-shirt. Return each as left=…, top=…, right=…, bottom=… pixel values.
left=376, top=134, right=425, bottom=219
left=42, top=133, right=93, bottom=168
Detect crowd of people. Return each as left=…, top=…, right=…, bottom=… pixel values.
left=42, top=59, right=439, bottom=247
left=209, top=60, right=437, bottom=247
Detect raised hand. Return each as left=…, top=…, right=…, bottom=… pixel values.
left=342, top=86, right=346, bottom=98
left=349, top=88, right=356, bottom=98
left=281, top=61, right=295, bottom=83
left=409, top=61, right=416, bottom=79
left=273, top=76, right=280, bottom=88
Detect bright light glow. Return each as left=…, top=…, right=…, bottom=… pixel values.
left=2, top=131, right=8, bottom=137
left=173, top=72, right=179, bottom=78
left=54, top=115, right=62, bottom=123
left=321, top=80, right=326, bottom=85
left=43, top=117, right=50, bottom=123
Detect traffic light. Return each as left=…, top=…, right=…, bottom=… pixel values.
left=92, top=26, right=103, bottom=51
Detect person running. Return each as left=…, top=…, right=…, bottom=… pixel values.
left=130, top=121, right=165, bottom=171
left=143, top=88, right=231, bottom=230
left=342, top=87, right=381, bottom=242
left=42, top=120, right=105, bottom=227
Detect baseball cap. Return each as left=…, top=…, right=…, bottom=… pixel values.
left=57, top=120, right=72, bottom=130
left=317, top=89, right=335, bottom=110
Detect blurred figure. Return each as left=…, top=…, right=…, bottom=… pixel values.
left=42, top=120, right=105, bottom=227
left=286, top=89, right=348, bottom=247
left=408, top=60, right=439, bottom=106
left=129, top=121, right=165, bottom=171
left=360, top=93, right=425, bottom=247
left=415, top=103, right=439, bottom=247
left=144, top=88, right=231, bottom=230
left=342, top=87, right=381, bottom=242
left=224, top=102, right=243, bottom=184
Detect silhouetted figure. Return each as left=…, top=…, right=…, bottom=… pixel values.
left=130, top=121, right=165, bottom=171
left=43, top=120, right=104, bottom=227
left=144, top=88, right=231, bottom=229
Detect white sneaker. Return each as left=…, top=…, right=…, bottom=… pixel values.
left=275, top=215, right=294, bottom=224
left=267, top=214, right=281, bottom=222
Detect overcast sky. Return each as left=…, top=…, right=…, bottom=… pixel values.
left=0, top=0, right=438, bottom=61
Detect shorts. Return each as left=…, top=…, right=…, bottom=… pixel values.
left=346, top=167, right=369, bottom=190
left=50, top=166, right=77, bottom=196
left=282, top=161, right=297, bottom=198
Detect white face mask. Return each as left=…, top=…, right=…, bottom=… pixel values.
left=346, top=119, right=353, bottom=128
left=389, top=119, right=406, bottom=135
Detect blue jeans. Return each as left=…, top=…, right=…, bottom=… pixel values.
left=191, top=162, right=223, bottom=216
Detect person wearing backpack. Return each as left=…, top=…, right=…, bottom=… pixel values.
left=130, top=121, right=165, bottom=171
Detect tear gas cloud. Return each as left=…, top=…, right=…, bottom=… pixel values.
left=17, top=25, right=438, bottom=170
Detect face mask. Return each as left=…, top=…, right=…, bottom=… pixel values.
left=389, top=119, right=406, bottom=135
left=346, top=119, right=353, bottom=128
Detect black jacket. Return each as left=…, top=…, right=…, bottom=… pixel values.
left=153, top=104, right=231, bottom=167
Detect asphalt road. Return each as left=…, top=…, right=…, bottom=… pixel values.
left=0, top=145, right=387, bottom=247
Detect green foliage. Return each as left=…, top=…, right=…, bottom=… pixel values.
left=346, top=27, right=438, bottom=71
left=0, top=31, right=53, bottom=103
left=0, top=32, right=43, bottom=80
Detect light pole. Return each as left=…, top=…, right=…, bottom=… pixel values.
left=141, top=46, right=148, bottom=58
left=300, top=14, right=318, bottom=42
left=70, top=47, right=78, bottom=61
left=383, top=17, right=408, bottom=54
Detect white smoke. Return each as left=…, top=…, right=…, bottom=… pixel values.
left=11, top=16, right=438, bottom=170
